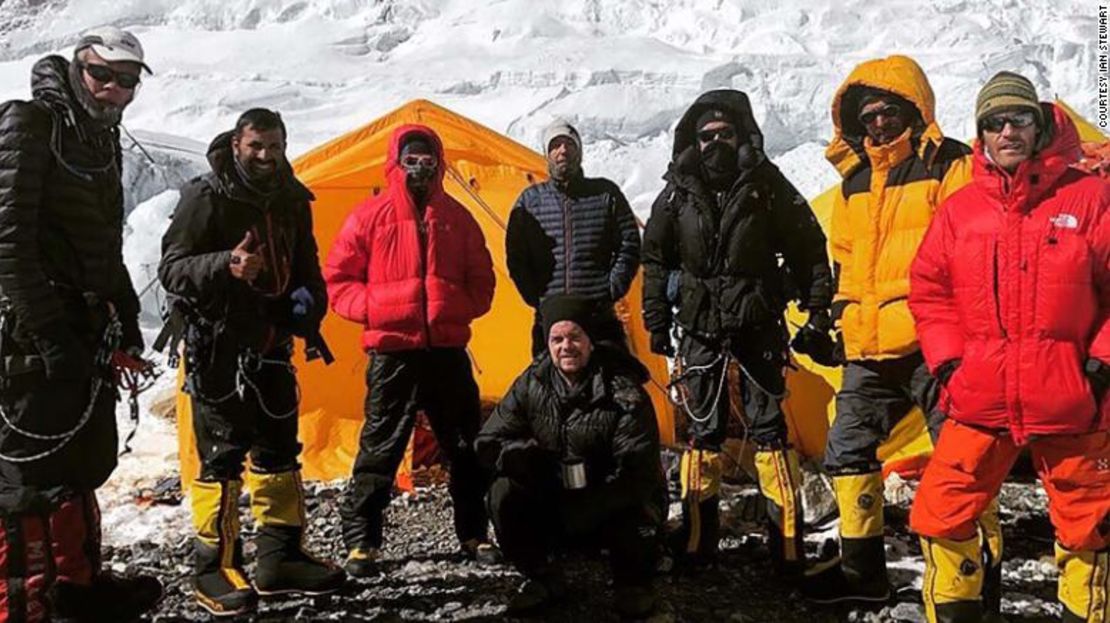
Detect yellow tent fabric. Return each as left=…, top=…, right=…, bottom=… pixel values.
left=176, top=99, right=674, bottom=488
left=783, top=99, right=1107, bottom=476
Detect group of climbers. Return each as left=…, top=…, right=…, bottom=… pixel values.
left=0, top=23, right=1105, bottom=623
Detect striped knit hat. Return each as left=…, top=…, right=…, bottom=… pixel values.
left=975, top=71, right=1044, bottom=129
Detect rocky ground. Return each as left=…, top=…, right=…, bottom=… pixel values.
left=103, top=465, right=1066, bottom=623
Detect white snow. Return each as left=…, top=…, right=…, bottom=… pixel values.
left=0, top=0, right=1101, bottom=544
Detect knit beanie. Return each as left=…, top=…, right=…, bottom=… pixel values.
left=976, top=71, right=1044, bottom=128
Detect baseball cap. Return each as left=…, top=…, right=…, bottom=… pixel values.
left=75, top=26, right=152, bottom=74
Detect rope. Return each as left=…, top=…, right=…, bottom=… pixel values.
left=0, top=315, right=121, bottom=463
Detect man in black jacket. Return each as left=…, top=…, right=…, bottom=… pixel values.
left=159, top=108, right=344, bottom=617
left=642, top=90, right=834, bottom=574
left=477, top=295, right=664, bottom=618
left=0, top=26, right=163, bottom=622
left=505, top=120, right=641, bottom=356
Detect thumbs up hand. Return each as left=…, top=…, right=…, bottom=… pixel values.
left=229, top=230, right=266, bottom=282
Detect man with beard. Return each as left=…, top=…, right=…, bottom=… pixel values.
left=506, top=120, right=641, bottom=356
left=325, top=126, right=497, bottom=578
left=159, top=108, right=345, bottom=617
left=0, top=26, right=163, bottom=622
left=642, top=90, right=833, bottom=575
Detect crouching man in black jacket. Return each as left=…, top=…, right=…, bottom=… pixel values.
left=477, top=295, right=665, bottom=619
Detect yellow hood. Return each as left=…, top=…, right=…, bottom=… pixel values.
left=826, top=55, right=945, bottom=178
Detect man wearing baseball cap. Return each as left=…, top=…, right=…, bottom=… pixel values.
left=909, top=71, right=1110, bottom=622
left=0, top=26, right=161, bottom=621
left=505, top=119, right=641, bottom=357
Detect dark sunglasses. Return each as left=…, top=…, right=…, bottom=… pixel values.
left=697, top=127, right=736, bottom=143
left=979, top=111, right=1037, bottom=133
left=400, top=154, right=437, bottom=168
left=79, top=62, right=141, bottom=89
left=858, top=104, right=902, bottom=126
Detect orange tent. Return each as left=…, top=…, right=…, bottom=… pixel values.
left=176, top=99, right=674, bottom=488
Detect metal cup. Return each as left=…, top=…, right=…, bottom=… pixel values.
left=561, top=459, right=587, bottom=490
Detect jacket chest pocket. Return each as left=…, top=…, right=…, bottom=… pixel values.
left=427, top=220, right=466, bottom=280
left=1035, top=229, right=1095, bottom=339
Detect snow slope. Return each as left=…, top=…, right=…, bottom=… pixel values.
left=0, top=0, right=1101, bottom=544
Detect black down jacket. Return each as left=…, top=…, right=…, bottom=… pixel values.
left=506, top=176, right=641, bottom=308
left=642, top=89, right=833, bottom=341
left=0, top=55, right=141, bottom=350
left=158, top=130, right=327, bottom=354
left=475, top=347, right=665, bottom=522
left=0, top=55, right=140, bottom=510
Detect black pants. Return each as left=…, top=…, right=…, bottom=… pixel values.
left=677, top=326, right=789, bottom=450
left=824, top=351, right=941, bottom=474
left=0, top=319, right=117, bottom=514
left=341, top=348, right=488, bottom=549
left=488, top=476, right=657, bottom=588
left=189, top=340, right=302, bottom=480
left=529, top=305, right=628, bottom=357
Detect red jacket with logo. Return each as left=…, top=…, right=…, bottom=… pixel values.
left=910, top=103, right=1110, bottom=442
left=324, top=124, right=495, bottom=352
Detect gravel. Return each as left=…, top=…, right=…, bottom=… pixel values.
left=103, top=473, right=1068, bottom=622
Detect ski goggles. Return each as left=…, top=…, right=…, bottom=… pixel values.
left=78, top=62, right=141, bottom=89
left=857, top=103, right=902, bottom=126
left=400, top=154, right=437, bottom=170
left=979, top=111, right=1037, bottom=133
left=697, top=126, right=736, bottom=143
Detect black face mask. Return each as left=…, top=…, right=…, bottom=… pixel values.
left=699, top=140, right=739, bottom=189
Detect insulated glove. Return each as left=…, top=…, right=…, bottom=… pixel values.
left=288, top=287, right=318, bottom=337
left=790, top=309, right=838, bottom=366
left=32, top=322, right=93, bottom=381
left=935, top=358, right=961, bottom=386
left=1085, top=358, right=1110, bottom=405
left=650, top=332, right=674, bottom=357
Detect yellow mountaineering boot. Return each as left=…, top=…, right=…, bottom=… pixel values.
left=753, top=445, right=806, bottom=578
left=921, top=535, right=985, bottom=623
left=674, top=448, right=722, bottom=566
left=1056, top=543, right=1109, bottom=622
left=803, top=470, right=890, bottom=603
left=191, top=479, right=258, bottom=617
left=247, top=469, right=346, bottom=596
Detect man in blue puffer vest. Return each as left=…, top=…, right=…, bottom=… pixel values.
left=506, top=120, right=641, bottom=356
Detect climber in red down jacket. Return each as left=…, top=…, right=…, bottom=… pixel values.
left=324, top=124, right=497, bottom=576
left=908, top=71, right=1110, bottom=623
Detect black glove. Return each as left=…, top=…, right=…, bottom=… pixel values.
left=790, top=310, right=839, bottom=366
left=497, top=440, right=550, bottom=481
left=650, top=331, right=674, bottom=357
left=31, top=322, right=93, bottom=381
left=935, top=358, right=961, bottom=386
left=1085, top=358, right=1110, bottom=405
left=288, top=286, right=318, bottom=337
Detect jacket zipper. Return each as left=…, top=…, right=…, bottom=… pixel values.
left=417, top=210, right=432, bottom=348
left=563, top=195, right=573, bottom=294
left=991, top=240, right=1008, bottom=338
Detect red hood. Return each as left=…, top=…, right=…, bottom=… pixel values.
left=385, top=123, right=448, bottom=203
left=972, top=102, right=1082, bottom=211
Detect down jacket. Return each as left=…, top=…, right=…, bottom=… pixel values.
left=909, top=103, right=1110, bottom=442
left=642, top=89, right=832, bottom=341
left=325, top=124, right=495, bottom=352
left=505, top=175, right=640, bottom=308
left=475, top=346, right=665, bottom=521
left=0, top=55, right=142, bottom=350
left=827, top=55, right=972, bottom=361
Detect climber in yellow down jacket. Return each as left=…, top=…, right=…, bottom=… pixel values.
left=802, top=56, right=1001, bottom=609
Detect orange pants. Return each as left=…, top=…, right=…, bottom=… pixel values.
left=911, top=420, right=1110, bottom=552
